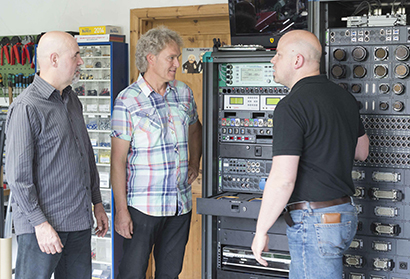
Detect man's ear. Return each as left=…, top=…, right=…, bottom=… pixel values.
left=50, top=52, right=59, bottom=68
left=294, top=54, right=304, bottom=69
left=146, top=53, right=156, bottom=65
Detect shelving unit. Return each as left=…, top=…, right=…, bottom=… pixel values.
left=77, top=42, right=128, bottom=279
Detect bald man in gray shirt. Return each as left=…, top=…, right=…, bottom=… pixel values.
left=5, top=31, right=108, bottom=279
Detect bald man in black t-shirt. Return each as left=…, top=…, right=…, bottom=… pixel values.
left=251, top=30, right=369, bottom=279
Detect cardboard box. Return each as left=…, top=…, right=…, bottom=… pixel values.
left=75, top=34, right=125, bottom=43
left=79, top=25, right=122, bottom=35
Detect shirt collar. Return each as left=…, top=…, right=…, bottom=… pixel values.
left=137, top=73, right=176, bottom=97
left=33, top=74, right=72, bottom=99
left=290, top=74, right=326, bottom=93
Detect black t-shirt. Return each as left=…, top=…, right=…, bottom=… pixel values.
left=272, top=75, right=365, bottom=203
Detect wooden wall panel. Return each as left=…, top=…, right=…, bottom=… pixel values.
left=130, top=4, right=230, bottom=83
left=129, top=4, right=230, bottom=279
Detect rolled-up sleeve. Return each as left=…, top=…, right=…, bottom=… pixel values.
left=111, top=98, right=133, bottom=141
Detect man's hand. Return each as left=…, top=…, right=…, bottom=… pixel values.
left=34, top=221, right=63, bottom=254
left=114, top=209, right=133, bottom=239
left=187, top=120, right=202, bottom=184
left=187, top=164, right=199, bottom=185
left=94, top=203, right=109, bottom=237
left=251, top=232, right=269, bottom=266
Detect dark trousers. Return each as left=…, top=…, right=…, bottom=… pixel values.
left=117, top=207, right=192, bottom=279
left=16, top=229, right=91, bottom=279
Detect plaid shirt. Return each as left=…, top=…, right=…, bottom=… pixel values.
left=111, top=74, right=198, bottom=216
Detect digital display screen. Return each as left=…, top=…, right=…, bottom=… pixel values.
left=241, top=67, right=263, bottom=82
left=266, top=97, right=280, bottom=105
left=230, top=97, right=244, bottom=105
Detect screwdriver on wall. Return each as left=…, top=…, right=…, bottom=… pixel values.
left=8, top=80, right=13, bottom=104
left=0, top=73, right=3, bottom=95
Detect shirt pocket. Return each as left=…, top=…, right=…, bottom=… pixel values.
left=134, top=107, right=162, bottom=132
left=177, top=103, right=190, bottom=126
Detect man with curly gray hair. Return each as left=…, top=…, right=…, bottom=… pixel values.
left=111, top=26, right=202, bottom=279
left=135, top=26, right=183, bottom=73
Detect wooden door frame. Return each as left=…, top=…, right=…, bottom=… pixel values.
left=130, top=4, right=229, bottom=83
left=128, top=5, right=229, bottom=278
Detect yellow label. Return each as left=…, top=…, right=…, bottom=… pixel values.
left=79, top=26, right=107, bottom=35
left=269, top=38, right=274, bottom=43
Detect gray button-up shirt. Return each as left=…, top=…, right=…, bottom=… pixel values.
left=5, top=74, right=102, bottom=235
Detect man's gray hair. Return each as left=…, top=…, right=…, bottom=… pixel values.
left=135, top=26, right=184, bottom=73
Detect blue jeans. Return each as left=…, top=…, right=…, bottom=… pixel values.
left=16, top=229, right=91, bottom=279
left=287, top=200, right=357, bottom=279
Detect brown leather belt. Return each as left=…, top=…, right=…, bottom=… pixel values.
left=283, top=196, right=351, bottom=227
left=286, top=196, right=351, bottom=212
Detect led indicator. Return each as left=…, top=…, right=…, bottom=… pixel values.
left=230, top=97, right=244, bottom=105
left=266, top=97, right=281, bottom=105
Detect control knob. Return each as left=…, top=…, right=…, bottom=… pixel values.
left=379, top=101, right=389, bottom=111
left=379, top=84, right=389, bottom=94
left=353, top=65, right=367, bottom=78
left=394, top=64, right=409, bottom=78
left=374, top=47, right=388, bottom=60
left=374, top=65, right=388, bottom=78
left=333, top=49, right=346, bottom=61
left=395, top=45, right=409, bottom=61
left=393, top=101, right=404, bottom=112
left=331, top=65, right=346, bottom=79
left=392, top=83, right=404, bottom=95
left=352, top=46, right=367, bottom=61
left=351, top=84, right=361, bottom=93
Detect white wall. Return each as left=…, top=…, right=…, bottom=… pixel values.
left=0, top=0, right=227, bottom=43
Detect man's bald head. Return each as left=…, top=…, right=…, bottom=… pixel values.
left=280, top=30, right=322, bottom=67
left=36, top=31, right=83, bottom=92
left=271, top=30, right=322, bottom=88
left=37, top=31, right=76, bottom=69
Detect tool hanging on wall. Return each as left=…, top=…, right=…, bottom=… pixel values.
left=0, top=34, right=38, bottom=104
left=10, top=36, right=22, bottom=65
left=0, top=73, right=3, bottom=96
left=0, top=37, right=10, bottom=66
left=8, top=79, right=12, bottom=104
left=21, top=35, right=35, bottom=68
left=8, top=74, right=13, bottom=96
